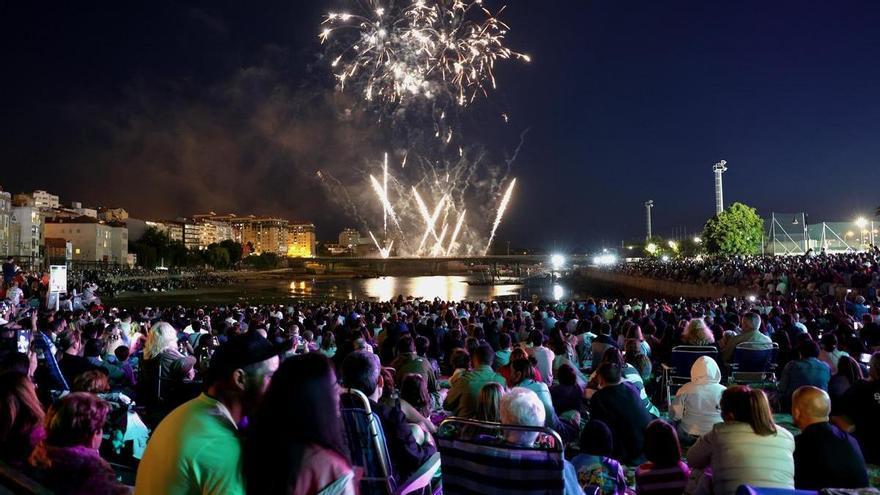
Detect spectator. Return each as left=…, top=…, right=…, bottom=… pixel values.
left=319, top=330, right=336, bottom=358
left=636, top=420, right=690, bottom=495
left=243, top=353, right=357, bottom=495
left=791, top=386, right=868, bottom=490
left=390, top=335, right=440, bottom=407
left=841, top=352, right=880, bottom=464
left=29, top=392, right=127, bottom=494
left=142, top=321, right=196, bottom=383
left=57, top=329, right=103, bottom=385
left=443, top=344, right=506, bottom=419
left=498, top=346, right=543, bottom=386
left=687, top=386, right=795, bottom=494
left=550, top=363, right=584, bottom=416
left=136, top=332, right=284, bottom=495
left=0, top=372, right=45, bottom=468
left=828, top=355, right=862, bottom=416
left=589, top=363, right=652, bottom=465
left=399, top=373, right=437, bottom=437
left=818, top=333, right=848, bottom=374
left=624, top=339, right=652, bottom=382
left=670, top=356, right=725, bottom=446
left=476, top=382, right=504, bottom=422
left=570, top=420, right=627, bottom=495
left=779, top=339, right=831, bottom=411
left=527, top=330, right=555, bottom=385
left=721, top=312, right=771, bottom=364
left=494, top=332, right=513, bottom=368
left=591, top=323, right=617, bottom=369
left=499, top=387, right=584, bottom=495
left=682, top=318, right=714, bottom=347
left=341, top=351, right=436, bottom=478
left=509, top=358, right=559, bottom=429
left=448, top=348, right=470, bottom=385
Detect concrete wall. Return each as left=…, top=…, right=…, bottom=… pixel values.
left=579, top=267, right=749, bottom=299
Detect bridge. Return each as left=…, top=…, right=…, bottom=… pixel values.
left=286, top=254, right=592, bottom=278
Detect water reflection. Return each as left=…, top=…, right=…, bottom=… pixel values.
left=288, top=276, right=529, bottom=301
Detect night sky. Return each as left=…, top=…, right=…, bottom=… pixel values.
left=3, top=1, right=880, bottom=252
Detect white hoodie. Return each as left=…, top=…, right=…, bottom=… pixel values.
left=671, top=356, right=726, bottom=436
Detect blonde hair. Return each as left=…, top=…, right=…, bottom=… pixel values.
left=684, top=318, right=714, bottom=345
left=476, top=382, right=505, bottom=422
left=143, top=321, right=178, bottom=360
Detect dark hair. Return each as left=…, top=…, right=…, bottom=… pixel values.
left=341, top=350, right=380, bottom=397
left=643, top=420, right=681, bottom=467
left=835, top=355, right=863, bottom=385
left=820, top=333, right=837, bottom=352
left=400, top=373, right=430, bottom=418
left=397, top=335, right=416, bottom=354
left=414, top=335, right=430, bottom=356
left=473, top=344, right=495, bottom=367
left=243, top=353, right=348, bottom=494
left=320, top=331, right=336, bottom=351
left=798, top=339, right=820, bottom=360
left=0, top=372, right=45, bottom=461
left=579, top=420, right=613, bottom=456
left=529, top=330, right=543, bottom=347
left=557, top=363, right=577, bottom=386
left=83, top=338, right=104, bottom=358
left=71, top=370, right=110, bottom=394
left=511, top=358, right=536, bottom=383
left=597, top=362, right=621, bottom=385
left=44, top=392, right=109, bottom=448
left=114, top=345, right=130, bottom=362
left=450, top=348, right=470, bottom=370
left=499, top=332, right=512, bottom=349
left=720, top=385, right=776, bottom=436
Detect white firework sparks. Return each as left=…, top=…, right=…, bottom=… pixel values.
left=320, top=0, right=529, bottom=108
left=483, top=177, right=516, bottom=255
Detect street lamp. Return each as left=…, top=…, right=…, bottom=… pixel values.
left=693, top=237, right=702, bottom=244
left=646, top=243, right=658, bottom=255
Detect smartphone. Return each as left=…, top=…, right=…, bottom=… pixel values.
left=860, top=353, right=872, bottom=364
left=16, top=330, right=32, bottom=354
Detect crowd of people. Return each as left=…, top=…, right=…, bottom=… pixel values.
left=1, top=253, right=880, bottom=494
left=609, top=250, right=880, bottom=300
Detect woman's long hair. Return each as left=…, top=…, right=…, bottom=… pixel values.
left=721, top=385, right=777, bottom=436
left=835, top=355, right=863, bottom=386
left=0, top=372, right=45, bottom=462
left=243, top=353, right=348, bottom=495
left=142, top=321, right=177, bottom=360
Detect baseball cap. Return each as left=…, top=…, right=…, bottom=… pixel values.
left=208, top=331, right=292, bottom=379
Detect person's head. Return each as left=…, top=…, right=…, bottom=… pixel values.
left=819, top=333, right=837, bottom=352
left=791, top=386, right=831, bottom=430
left=450, top=348, right=470, bottom=370
left=643, top=420, right=682, bottom=468
left=71, top=370, right=110, bottom=394
left=797, top=339, right=820, bottom=360
left=556, top=363, right=577, bottom=387
left=143, top=321, right=178, bottom=360
left=741, top=312, right=761, bottom=333
left=397, top=335, right=415, bottom=354
left=500, top=387, right=545, bottom=446
left=473, top=343, right=495, bottom=368
left=0, top=372, right=44, bottom=453
left=509, top=346, right=528, bottom=363
left=399, top=373, right=430, bottom=417
left=320, top=331, right=336, bottom=350
left=114, top=345, right=130, bottom=363
left=243, top=353, right=347, bottom=494
left=83, top=338, right=104, bottom=358
left=499, top=332, right=512, bottom=350
left=684, top=318, right=714, bottom=344
left=597, top=362, right=622, bottom=387
left=476, top=382, right=504, bottom=422
left=414, top=335, right=430, bottom=356
left=510, top=358, right=536, bottom=385
left=341, top=350, right=381, bottom=399
left=44, top=392, right=109, bottom=450
left=835, top=355, right=863, bottom=384
left=579, top=420, right=614, bottom=457
left=869, top=352, right=880, bottom=381
left=720, top=385, right=777, bottom=436
left=529, top=330, right=544, bottom=347
left=207, top=332, right=284, bottom=418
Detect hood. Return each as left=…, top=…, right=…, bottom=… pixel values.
left=690, top=356, right=721, bottom=384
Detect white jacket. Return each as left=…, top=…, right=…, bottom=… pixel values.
left=671, top=356, right=726, bottom=436
left=687, top=421, right=795, bottom=495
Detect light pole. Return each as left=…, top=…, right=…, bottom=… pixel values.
left=644, top=200, right=654, bottom=241
left=856, top=217, right=868, bottom=250
left=713, top=160, right=727, bottom=216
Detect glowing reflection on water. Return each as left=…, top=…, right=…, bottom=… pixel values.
left=289, top=276, right=524, bottom=301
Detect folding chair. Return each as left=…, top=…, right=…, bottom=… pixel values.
left=339, top=388, right=440, bottom=495
left=436, top=417, right=566, bottom=495
left=728, top=342, right=778, bottom=386
left=661, top=346, right=719, bottom=409
left=735, top=485, right=816, bottom=495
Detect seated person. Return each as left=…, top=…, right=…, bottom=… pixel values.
left=669, top=356, right=725, bottom=446
left=779, top=339, right=831, bottom=412
left=500, top=387, right=584, bottom=495
left=443, top=344, right=506, bottom=419
left=342, top=350, right=436, bottom=479
left=509, top=357, right=559, bottom=429
left=841, top=352, right=880, bottom=465
left=28, top=392, right=127, bottom=494
left=570, top=420, right=627, bottom=495
left=791, top=386, right=868, bottom=489
left=636, top=420, right=690, bottom=495
left=0, top=371, right=45, bottom=468
left=550, top=363, right=584, bottom=417
left=687, top=386, right=795, bottom=494
left=589, top=362, right=652, bottom=465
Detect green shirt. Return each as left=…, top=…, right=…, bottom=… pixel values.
left=135, top=394, right=244, bottom=495
left=443, top=364, right=506, bottom=418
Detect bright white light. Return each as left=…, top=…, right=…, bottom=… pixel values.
left=592, top=254, right=618, bottom=266
left=855, top=217, right=868, bottom=229
left=552, top=284, right=564, bottom=301
left=646, top=243, right=658, bottom=254
left=693, top=237, right=702, bottom=244
left=661, top=255, right=670, bottom=262
left=748, top=295, right=757, bottom=302
left=550, top=254, right=565, bottom=270
left=668, top=240, right=678, bottom=250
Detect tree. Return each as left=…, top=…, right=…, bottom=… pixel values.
left=701, top=202, right=765, bottom=255
left=205, top=245, right=231, bottom=269
left=218, top=239, right=243, bottom=265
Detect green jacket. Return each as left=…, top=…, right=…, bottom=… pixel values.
left=443, top=365, right=506, bottom=418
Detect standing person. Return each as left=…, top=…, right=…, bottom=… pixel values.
left=135, top=333, right=284, bottom=495
left=841, top=352, right=880, bottom=465
left=687, top=386, right=795, bottom=494
left=243, top=353, right=357, bottom=495
left=443, top=344, right=506, bottom=419
left=589, top=363, right=652, bottom=465
left=791, top=386, right=868, bottom=490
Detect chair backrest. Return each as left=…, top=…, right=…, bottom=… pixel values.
left=339, top=388, right=396, bottom=495
left=437, top=417, right=565, bottom=495
left=734, top=484, right=817, bottom=495
left=731, top=342, right=777, bottom=373
left=669, top=346, right=719, bottom=378
left=0, top=461, right=53, bottom=495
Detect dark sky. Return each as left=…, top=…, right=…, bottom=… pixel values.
left=3, top=1, right=880, bottom=252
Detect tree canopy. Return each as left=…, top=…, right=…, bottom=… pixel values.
left=701, top=202, right=765, bottom=255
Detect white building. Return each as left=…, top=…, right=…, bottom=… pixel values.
left=10, top=205, right=43, bottom=261
left=287, top=223, right=316, bottom=257
left=69, top=201, right=98, bottom=218
left=44, top=216, right=128, bottom=263
left=0, top=189, right=11, bottom=255
left=31, top=190, right=60, bottom=209
left=338, top=228, right=361, bottom=248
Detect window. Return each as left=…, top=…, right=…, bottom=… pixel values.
left=75, top=248, right=81, bottom=255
